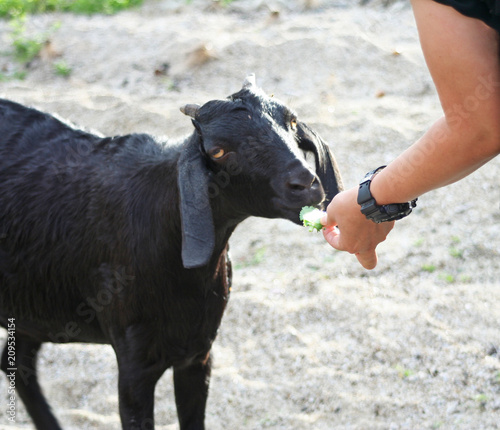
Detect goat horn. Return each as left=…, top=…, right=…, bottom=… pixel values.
left=242, top=73, right=256, bottom=89
left=180, top=104, right=200, bottom=118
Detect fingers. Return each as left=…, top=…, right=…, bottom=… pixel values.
left=355, top=250, right=378, bottom=270
left=320, top=187, right=391, bottom=270
left=322, top=226, right=379, bottom=270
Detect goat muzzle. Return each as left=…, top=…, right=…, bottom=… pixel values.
left=275, top=162, right=325, bottom=211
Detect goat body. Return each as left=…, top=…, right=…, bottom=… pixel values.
left=0, top=76, right=343, bottom=430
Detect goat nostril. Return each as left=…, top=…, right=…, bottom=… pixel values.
left=287, top=175, right=317, bottom=192
left=289, top=183, right=306, bottom=191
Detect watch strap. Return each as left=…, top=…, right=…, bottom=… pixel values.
left=358, top=166, right=417, bottom=223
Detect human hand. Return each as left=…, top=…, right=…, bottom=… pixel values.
left=321, top=187, right=394, bottom=269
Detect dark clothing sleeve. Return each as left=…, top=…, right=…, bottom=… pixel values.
left=433, top=0, right=500, bottom=32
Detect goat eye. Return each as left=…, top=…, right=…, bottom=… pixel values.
left=290, top=118, right=297, bottom=130
left=210, top=148, right=225, bottom=159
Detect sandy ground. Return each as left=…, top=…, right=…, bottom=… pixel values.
left=0, top=0, right=499, bottom=429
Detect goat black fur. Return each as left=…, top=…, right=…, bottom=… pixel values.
left=0, top=76, right=343, bottom=430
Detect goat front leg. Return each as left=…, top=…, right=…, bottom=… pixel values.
left=115, top=342, right=165, bottom=430
left=173, top=353, right=212, bottom=430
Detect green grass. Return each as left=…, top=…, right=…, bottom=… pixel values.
left=0, top=0, right=144, bottom=18
left=1, top=16, right=58, bottom=81
left=474, top=393, right=488, bottom=411
left=0, top=69, right=26, bottom=80
left=449, top=247, right=464, bottom=259
left=1, top=0, right=143, bottom=81
left=234, top=246, right=267, bottom=269
left=458, top=274, right=472, bottom=283
left=9, top=16, right=45, bottom=62
left=438, top=273, right=455, bottom=284
left=53, top=59, right=71, bottom=76
left=413, top=237, right=424, bottom=247
left=11, top=33, right=43, bottom=62
left=395, top=364, right=414, bottom=379
left=421, top=264, right=436, bottom=273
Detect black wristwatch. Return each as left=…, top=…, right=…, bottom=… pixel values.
left=357, top=166, right=417, bottom=223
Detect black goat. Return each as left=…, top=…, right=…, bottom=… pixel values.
left=0, top=75, right=343, bottom=430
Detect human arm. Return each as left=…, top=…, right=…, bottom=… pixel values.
left=322, top=0, right=500, bottom=269
left=373, top=0, right=500, bottom=204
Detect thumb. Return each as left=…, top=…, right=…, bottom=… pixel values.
left=355, top=250, right=378, bottom=270
left=320, top=214, right=329, bottom=227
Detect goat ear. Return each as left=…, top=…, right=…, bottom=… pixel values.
left=296, top=122, right=344, bottom=207
left=177, top=138, right=215, bottom=269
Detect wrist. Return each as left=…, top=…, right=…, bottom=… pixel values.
left=367, top=170, right=388, bottom=205
left=357, top=166, right=417, bottom=224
